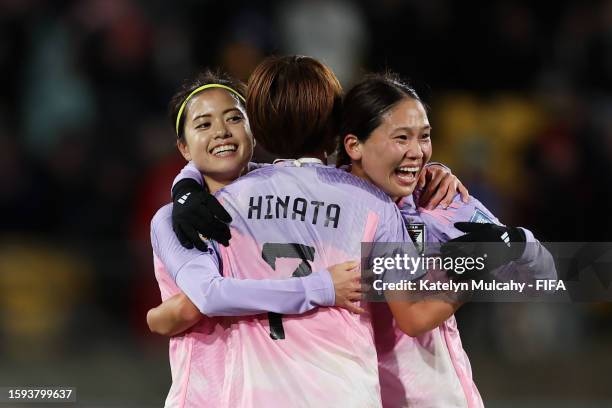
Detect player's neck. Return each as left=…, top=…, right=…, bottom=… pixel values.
left=204, top=176, right=232, bottom=195
left=350, top=163, right=400, bottom=202
left=203, top=165, right=249, bottom=194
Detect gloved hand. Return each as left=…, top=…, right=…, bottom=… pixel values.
left=441, top=222, right=526, bottom=277
left=171, top=178, right=232, bottom=251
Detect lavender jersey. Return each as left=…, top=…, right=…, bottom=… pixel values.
left=151, top=202, right=336, bottom=407
left=373, top=191, right=555, bottom=408
left=150, top=252, right=230, bottom=407
left=205, top=161, right=409, bottom=407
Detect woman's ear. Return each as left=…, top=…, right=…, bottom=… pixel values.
left=344, top=134, right=362, bottom=161
left=177, top=139, right=192, bottom=162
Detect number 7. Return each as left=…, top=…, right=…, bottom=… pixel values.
left=261, top=243, right=315, bottom=340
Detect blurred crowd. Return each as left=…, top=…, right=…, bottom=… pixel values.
left=0, top=0, right=611, bottom=405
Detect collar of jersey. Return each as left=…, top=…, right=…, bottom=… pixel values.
left=273, top=157, right=325, bottom=167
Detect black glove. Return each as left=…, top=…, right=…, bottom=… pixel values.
left=171, top=178, right=232, bottom=251
left=441, top=222, right=526, bottom=277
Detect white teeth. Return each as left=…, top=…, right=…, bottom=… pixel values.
left=397, top=166, right=420, bottom=173
left=212, top=144, right=237, bottom=155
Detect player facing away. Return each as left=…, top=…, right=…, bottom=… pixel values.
left=149, top=70, right=368, bottom=407
left=338, top=73, right=556, bottom=408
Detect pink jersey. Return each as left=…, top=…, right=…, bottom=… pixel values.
left=152, top=253, right=231, bottom=407
left=375, top=192, right=554, bottom=407
left=151, top=201, right=337, bottom=407
left=374, top=194, right=492, bottom=408
left=166, top=161, right=555, bottom=407
left=210, top=161, right=409, bottom=407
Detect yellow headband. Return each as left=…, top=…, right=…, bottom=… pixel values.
left=175, top=84, right=246, bottom=136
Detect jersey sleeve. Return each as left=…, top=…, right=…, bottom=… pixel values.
left=247, top=162, right=267, bottom=171
left=421, top=194, right=501, bottom=242
left=423, top=194, right=557, bottom=283
left=496, top=227, right=557, bottom=283
left=150, top=206, right=335, bottom=316
left=373, top=202, right=411, bottom=244
left=171, top=161, right=205, bottom=196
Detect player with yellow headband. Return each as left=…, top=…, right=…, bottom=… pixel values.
left=174, top=83, right=246, bottom=136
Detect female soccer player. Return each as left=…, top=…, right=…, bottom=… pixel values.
left=338, top=72, right=555, bottom=408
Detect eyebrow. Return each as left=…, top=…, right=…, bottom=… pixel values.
left=192, top=108, right=243, bottom=122
left=392, top=125, right=432, bottom=132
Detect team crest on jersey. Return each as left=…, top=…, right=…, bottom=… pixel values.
left=470, top=208, right=494, bottom=224
left=406, top=223, right=426, bottom=254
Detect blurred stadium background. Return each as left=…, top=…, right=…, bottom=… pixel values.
left=1, top=0, right=611, bottom=406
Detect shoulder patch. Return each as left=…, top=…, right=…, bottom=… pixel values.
left=470, top=208, right=494, bottom=224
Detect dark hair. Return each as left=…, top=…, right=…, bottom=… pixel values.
left=246, top=55, right=343, bottom=157
left=336, top=72, right=423, bottom=166
left=169, top=69, right=246, bottom=141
